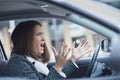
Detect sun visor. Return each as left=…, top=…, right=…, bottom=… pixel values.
left=40, top=5, right=67, bottom=16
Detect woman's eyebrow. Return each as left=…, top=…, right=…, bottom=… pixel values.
left=36, top=32, right=44, bottom=34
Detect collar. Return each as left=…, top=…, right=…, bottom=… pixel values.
left=26, top=56, right=49, bottom=75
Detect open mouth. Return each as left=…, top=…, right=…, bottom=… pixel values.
left=40, top=43, right=45, bottom=49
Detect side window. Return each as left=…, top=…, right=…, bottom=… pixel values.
left=41, top=19, right=109, bottom=60
left=0, top=21, right=12, bottom=60
left=0, top=18, right=109, bottom=61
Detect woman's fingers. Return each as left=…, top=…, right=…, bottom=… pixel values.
left=59, top=43, right=71, bottom=59
left=76, top=38, right=86, bottom=50
left=82, top=41, right=88, bottom=49
left=59, top=42, right=64, bottom=55
left=54, top=43, right=71, bottom=71
left=52, top=47, right=58, bottom=58
left=62, top=44, right=67, bottom=56
left=64, top=48, right=71, bottom=58
left=53, top=42, right=71, bottom=59
left=79, top=38, right=85, bottom=47
left=72, top=41, right=75, bottom=52
left=83, top=44, right=90, bottom=52
left=72, top=41, right=75, bottom=49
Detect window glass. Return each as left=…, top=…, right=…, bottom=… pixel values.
left=0, top=18, right=109, bottom=61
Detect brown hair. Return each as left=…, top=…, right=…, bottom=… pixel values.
left=11, top=20, right=50, bottom=63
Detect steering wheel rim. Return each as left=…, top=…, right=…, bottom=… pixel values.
left=85, top=44, right=100, bottom=77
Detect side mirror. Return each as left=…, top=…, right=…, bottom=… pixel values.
left=101, top=39, right=111, bottom=52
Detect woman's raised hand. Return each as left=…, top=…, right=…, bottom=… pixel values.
left=52, top=43, right=71, bottom=72
left=71, top=39, right=92, bottom=62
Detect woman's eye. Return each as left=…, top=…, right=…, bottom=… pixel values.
left=36, top=33, right=41, bottom=36
left=36, top=32, right=44, bottom=36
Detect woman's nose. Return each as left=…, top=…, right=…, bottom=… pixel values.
left=41, top=36, right=45, bottom=41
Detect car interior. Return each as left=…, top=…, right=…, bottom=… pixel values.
left=0, top=0, right=120, bottom=80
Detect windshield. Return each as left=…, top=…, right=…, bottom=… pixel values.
left=95, top=0, right=120, bottom=10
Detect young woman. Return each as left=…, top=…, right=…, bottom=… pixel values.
left=5, top=20, right=91, bottom=80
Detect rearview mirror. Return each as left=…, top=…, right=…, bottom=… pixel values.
left=101, top=39, right=111, bottom=52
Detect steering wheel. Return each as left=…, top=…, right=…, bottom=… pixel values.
left=85, top=44, right=100, bottom=77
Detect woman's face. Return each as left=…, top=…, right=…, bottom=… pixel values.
left=32, top=25, right=45, bottom=56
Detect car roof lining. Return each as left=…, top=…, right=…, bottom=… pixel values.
left=0, top=0, right=69, bottom=21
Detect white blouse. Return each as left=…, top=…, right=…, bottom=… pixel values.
left=26, top=56, right=66, bottom=77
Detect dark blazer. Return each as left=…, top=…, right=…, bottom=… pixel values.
left=5, top=53, right=78, bottom=80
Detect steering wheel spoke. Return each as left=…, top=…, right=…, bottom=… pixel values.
left=85, top=44, right=100, bottom=77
